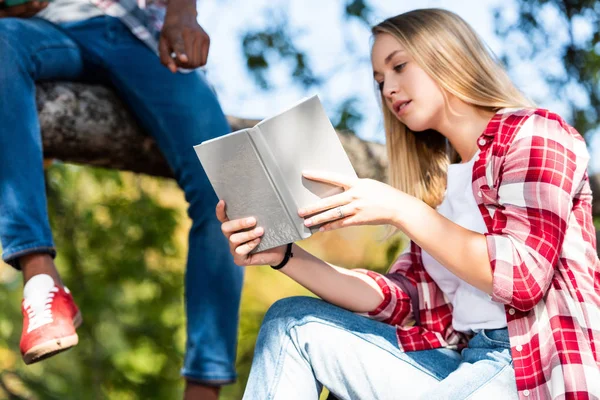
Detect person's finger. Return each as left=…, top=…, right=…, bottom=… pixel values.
left=298, top=193, right=352, bottom=217
left=230, top=226, right=264, bottom=245
left=158, top=36, right=177, bottom=73
left=181, top=29, right=196, bottom=67
left=190, top=33, right=203, bottom=67
left=167, top=32, right=188, bottom=65
left=221, top=216, right=257, bottom=236
left=318, top=215, right=356, bottom=232
left=199, top=33, right=210, bottom=66
left=302, top=170, right=357, bottom=190
left=215, top=200, right=230, bottom=223
left=304, top=204, right=355, bottom=227
left=235, top=238, right=261, bottom=256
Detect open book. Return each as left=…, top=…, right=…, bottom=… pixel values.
left=194, top=95, right=357, bottom=253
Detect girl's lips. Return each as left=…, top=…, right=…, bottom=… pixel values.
left=393, top=100, right=412, bottom=115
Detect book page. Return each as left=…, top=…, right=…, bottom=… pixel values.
left=255, top=95, right=357, bottom=237
left=194, top=129, right=301, bottom=253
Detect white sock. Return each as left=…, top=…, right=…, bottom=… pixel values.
left=23, top=274, right=55, bottom=301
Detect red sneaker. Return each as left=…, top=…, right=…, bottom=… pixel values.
left=20, top=275, right=82, bottom=365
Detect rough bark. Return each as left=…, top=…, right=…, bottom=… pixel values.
left=37, top=82, right=388, bottom=182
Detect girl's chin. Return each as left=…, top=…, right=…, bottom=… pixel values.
left=395, top=116, right=421, bottom=131
left=399, top=115, right=433, bottom=133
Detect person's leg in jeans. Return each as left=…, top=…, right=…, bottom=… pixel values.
left=244, top=296, right=518, bottom=400
left=57, top=16, right=244, bottom=398
left=418, top=328, right=518, bottom=400
left=0, top=17, right=86, bottom=363
left=243, top=296, right=462, bottom=400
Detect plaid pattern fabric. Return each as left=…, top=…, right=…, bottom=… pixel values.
left=359, top=108, right=600, bottom=399
left=87, top=0, right=166, bottom=55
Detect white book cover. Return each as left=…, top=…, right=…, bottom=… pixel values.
left=194, top=95, right=357, bottom=253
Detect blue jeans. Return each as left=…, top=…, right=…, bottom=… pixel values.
left=0, top=16, right=244, bottom=384
left=244, top=296, right=518, bottom=399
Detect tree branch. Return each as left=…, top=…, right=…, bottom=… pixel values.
left=37, top=82, right=388, bottom=182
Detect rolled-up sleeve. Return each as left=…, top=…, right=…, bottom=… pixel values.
left=485, top=112, right=589, bottom=311
left=353, top=269, right=414, bottom=326
left=353, top=244, right=419, bottom=326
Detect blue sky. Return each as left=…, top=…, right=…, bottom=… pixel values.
left=196, top=0, right=600, bottom=173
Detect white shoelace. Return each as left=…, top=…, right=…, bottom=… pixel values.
left=24, top=287, right=59, bottom=333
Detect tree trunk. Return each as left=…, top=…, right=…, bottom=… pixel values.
left=37, top=82, right=388, bottom=182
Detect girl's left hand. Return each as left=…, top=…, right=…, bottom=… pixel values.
left=299, top=170, right=406, bottom=231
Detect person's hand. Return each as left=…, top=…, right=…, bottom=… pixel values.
left=158, top=1, right=210, bottom=73
left=216, top=200, right=288, bottom=266
left=298, top=171, right=406, bottom=231
left=0, top=1, right=49, bottom=18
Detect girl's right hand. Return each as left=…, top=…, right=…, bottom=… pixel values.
left=216, top=200, right=288, bottom=267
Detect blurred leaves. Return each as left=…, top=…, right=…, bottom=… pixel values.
left=3, top=1, right=599, bottom=398
left=242, top=15, right=320, bottom=90
left=494, top=0, right=600, bottom=137
left=344, top=0, right=373, bottom=25
left=334, top=97, right=365, bottom=132
left=240, top=2, right=377, bottom=135
left=0, top=164, right=403, bottom=400
left=0, top=164, right=186, bottom=399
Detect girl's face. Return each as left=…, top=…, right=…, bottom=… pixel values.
left=371, top=33, right=446, bottom=132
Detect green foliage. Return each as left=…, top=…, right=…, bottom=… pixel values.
left=2, top=1, right=599, bottom=398
left=0, top=164, right=187, bottom=399
left=344, top=0, right=373, bottom=24
left=494, top=0, right=600, bottom=137
left=334, top=97, right=365, bottom=133
left=242, top=16, right=321, bottom=90
left=240, top=1, right=376, bottom=137
left=0, top=165, right=397, bottom=400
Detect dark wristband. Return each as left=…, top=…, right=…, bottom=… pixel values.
left=270, top=243, right=294, bottom=270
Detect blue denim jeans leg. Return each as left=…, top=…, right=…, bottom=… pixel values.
left=243, top=296, right=518, bottom=400
left=0, top=16, right=243, bottom=384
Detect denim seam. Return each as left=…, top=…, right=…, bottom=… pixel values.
left=266, top=317, right=442, bottom=398
left=0, top=35, right=78, bottom=79
left=292, top=319, right=442, bottom=381
left=3, top=243, right=56, bottom=261
left=108, top=71, right=182, bottom=181
left=181, top=372, right=236, bottom=385
left=31, top=45, right=80, bottom=77
left=267, top=333, right=292, bottom=400
left=463, top=362, right=515, bottom=399
left=181, top=370, right=237, bottom=379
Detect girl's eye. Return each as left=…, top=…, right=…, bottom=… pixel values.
left=394, top=62, right=407, bottom=72
left=377, top=81, right=384, bottom=91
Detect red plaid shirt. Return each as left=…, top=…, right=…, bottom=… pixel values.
left=358, top=108, right=600, bottom=399
left=87, top=0, right=167, bottom=55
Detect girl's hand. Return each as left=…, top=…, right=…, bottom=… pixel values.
left=298, top=171, right=406, bottom=231
left=216, top=200, right=287, bottom=266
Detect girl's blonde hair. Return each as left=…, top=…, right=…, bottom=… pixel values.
left=372, top=8, right=534, bottom=208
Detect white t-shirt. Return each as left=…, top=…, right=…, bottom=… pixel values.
left=421, top=152, right=507, bottom=333
left=37, top=0, right=104, bottom=24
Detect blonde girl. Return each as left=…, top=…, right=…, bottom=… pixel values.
left=218, top=8, right=600, bottom=399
